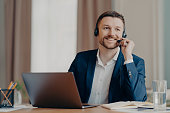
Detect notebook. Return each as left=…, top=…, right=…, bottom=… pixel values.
left=22, top=72, right=97, bottom=109
left=101, top=101, right=153, bottom=110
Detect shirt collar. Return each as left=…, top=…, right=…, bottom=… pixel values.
left=97, top=47, right=120, bottom=66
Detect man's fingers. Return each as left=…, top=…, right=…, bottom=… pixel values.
left=120, top=39, right=129, bottom=47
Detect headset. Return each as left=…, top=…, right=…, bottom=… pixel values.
left=94, top=23, right=127, bottom=38
left=122, top=29, right=127, bottom=38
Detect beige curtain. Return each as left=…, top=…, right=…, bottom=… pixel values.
left=77, top=0, right=111, bottom=52
left=5, top=0, right=31, bottom=84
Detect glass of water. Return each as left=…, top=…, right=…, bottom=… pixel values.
left=152, top=80, right=167, bottom=111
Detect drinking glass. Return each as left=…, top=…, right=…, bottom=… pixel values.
left=152, top=80, right=167, bottom=111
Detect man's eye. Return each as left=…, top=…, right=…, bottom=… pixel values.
left=104, top=27, right=110, bottom=30
left=115, top=28, right=120, bottom=31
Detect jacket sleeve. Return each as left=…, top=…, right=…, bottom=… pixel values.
left=123, top=59, right=147, bottom=101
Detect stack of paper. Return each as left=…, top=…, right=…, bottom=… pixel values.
left=101, top=101, right=153, bottom=110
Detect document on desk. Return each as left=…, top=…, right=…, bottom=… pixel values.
left=0, top=105, right=35, bottom=112
left=101, top=101, right=153, bottom=110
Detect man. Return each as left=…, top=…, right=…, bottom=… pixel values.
left=69, top=11, right=147, bottom=104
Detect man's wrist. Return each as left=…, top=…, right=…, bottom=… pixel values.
left=124, top=54, right=133, bottom=64
left=124, top=54, right=133, bottom=60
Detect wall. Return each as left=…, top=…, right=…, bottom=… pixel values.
left=112, top=0, right=164, bottom=88
left=31, top=0, right=77, bottom=72
left=0, top=0, right=6, bottom=88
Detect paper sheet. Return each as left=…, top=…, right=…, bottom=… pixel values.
left=114, top=107, right=170, bottom=113
left=0, top=105, right=35, bottom=112
left=101, top=101, right=153, bottom=110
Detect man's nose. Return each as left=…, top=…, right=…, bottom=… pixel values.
left=108, top=29, right=119, bottom=39
left=108, top=29, right=116, bottom=36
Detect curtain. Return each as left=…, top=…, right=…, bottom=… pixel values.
left=5, top=0, right=31, bottom=84
left=0, top=0, right=6, bottom=88
left=77, top=0, right=111, bottom=52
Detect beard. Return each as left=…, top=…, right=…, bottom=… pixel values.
left=99, top=35, right=119, bottom=49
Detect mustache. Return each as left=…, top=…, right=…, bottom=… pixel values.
left=104, top=35, right=118, bottom=39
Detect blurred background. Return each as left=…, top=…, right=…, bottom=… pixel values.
left=0, top=0, right=170, bottom=102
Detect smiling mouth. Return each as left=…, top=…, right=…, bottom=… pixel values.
left=104, top=37, right=117, bottom=41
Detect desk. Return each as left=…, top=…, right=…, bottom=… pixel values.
left=0, top=106, right=124, bottom=113
left=1, top=105, right=170, bottom=113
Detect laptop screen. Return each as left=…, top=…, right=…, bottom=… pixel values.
left=22, top=72, right=83, bottom=108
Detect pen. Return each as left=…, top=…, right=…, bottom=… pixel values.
left=0, top=88, right=12, bottom=106
left=6, top=82, right=17, bottom=98
left=8, top=82, right=16, bottom=90
left=7, top=81, right=13, bottom=89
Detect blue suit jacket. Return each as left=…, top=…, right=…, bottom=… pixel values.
left=68, top=49, right=147, bottom=103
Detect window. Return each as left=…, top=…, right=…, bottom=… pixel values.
left=31, top=0, right=77, bottom=72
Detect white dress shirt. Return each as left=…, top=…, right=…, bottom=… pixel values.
left=88, top=47, right=120, bottom=104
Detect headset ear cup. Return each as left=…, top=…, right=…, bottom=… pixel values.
left=94, top=28, right=98, bottom=37
left=122, top=30, right=127, bottom=38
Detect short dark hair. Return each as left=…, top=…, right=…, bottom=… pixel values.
left=94, top=11, right=125, bottom=36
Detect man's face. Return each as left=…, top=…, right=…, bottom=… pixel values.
left=98, top=17, right=124, bottom=49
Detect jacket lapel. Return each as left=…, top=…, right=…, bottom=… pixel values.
left=112, top=50, right=124, bottom=78
left=86, top=50, right=97, bottom=101
left=109, top=50, right=124, bottom=102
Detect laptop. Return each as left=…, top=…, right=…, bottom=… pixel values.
left=22, top=72, right=97, bottom=109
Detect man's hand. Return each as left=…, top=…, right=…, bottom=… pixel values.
left=120, top=38, right=135, bottom=61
